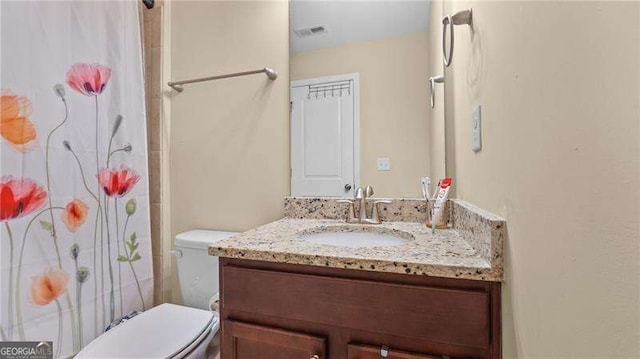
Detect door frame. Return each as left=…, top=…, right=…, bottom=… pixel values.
left=290, top=72, right=361, bottom=196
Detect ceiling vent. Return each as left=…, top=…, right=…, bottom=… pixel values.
left=294, top=25, right=328, bottom=38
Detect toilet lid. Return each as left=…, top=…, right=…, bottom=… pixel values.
left=175, top=230, right=238, bottom=250
left=76, top=303, right=216, bottom=359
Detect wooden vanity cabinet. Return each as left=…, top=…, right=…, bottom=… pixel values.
left=220, top=258, right=501, bottom=359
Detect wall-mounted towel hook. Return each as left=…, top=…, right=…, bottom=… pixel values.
left=429, top=75, right=444, bottom=109
left=442, top=8, right=473, bottom=67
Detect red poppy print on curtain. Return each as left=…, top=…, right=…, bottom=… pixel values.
left=0, top=176, right=48, bottom=222
left=97, top=166, right=140, bottom=198
left=66, top=63, right=112, bottom=96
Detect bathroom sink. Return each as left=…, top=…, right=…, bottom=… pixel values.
left=297, top=226, right=413, bottom=248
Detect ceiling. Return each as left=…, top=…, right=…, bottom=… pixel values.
left=290, top=0, right=431, bottom=54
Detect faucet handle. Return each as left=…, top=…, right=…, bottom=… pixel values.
left=337, top=199, right=357, bottom=222
left=371, top=200, right=392, bottom=224
left=364, top=185, right=374, bottom=198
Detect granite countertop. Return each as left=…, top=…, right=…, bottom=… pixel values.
left=209, top=205, right=504, bottom=281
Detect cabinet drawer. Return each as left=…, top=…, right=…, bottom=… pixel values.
left=222, top=266, right=490, bottom=349
left=347, top=343, right=440, bottom=359
left=223, top=320, right=326, bottom=359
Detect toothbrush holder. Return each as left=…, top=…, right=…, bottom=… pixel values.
left=425, top=200, right=450, bottom=229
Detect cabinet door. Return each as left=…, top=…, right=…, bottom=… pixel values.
left=347, top=344, right=440, bottom=359
left=223, top=320, right=326, bottom=359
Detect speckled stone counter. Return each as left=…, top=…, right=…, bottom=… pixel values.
left=210, top=198, right=505, bottom=282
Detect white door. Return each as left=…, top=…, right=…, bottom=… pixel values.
left=290, top=74, right=359, bottom=197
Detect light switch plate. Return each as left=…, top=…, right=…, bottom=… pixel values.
left=472, top=106, right=482, bottom=152
left=377, top=157, right=391, bottom=171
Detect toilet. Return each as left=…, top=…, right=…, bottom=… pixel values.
left=76, top=230, right=238, bottom=359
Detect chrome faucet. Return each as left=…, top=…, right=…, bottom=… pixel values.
left=337, top=186, right=391, bottom=224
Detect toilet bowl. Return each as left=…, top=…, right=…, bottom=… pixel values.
left=76, top=230, right=238, bottom=358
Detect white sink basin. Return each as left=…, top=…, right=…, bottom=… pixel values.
left=298, top=226, right=413, bottom=248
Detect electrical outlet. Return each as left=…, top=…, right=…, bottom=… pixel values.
left=377, top=158, right=391, bottom=171
left=472, top=106, right=482, bottom=152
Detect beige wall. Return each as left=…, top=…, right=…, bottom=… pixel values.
left=433, top=1, right=640, bottom=357
left=168, top=1, right=290, bottom=301
left=291, top=32, right=431, bottom=198
left=427, top=0, right=446, bottom=183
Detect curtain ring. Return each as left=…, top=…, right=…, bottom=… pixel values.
left=442, top=15, right=454, bottom=67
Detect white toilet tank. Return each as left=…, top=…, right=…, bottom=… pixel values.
left=175, top=230, right=238, bottom=310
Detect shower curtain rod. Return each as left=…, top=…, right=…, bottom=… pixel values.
left=167, top=67, right=278, bottom=92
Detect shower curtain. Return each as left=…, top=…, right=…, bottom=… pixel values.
left=0, top=1, right=153, bottom=357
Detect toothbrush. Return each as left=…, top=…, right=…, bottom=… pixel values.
left=421, top=177, right=432, bottom=201
left=432, top=179, right=441, bottom=201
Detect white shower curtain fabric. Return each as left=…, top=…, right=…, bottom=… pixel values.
left=0, top=1, right=153, bottom=357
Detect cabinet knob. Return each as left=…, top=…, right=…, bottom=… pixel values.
left=310, top=355, right=320, bottom=359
